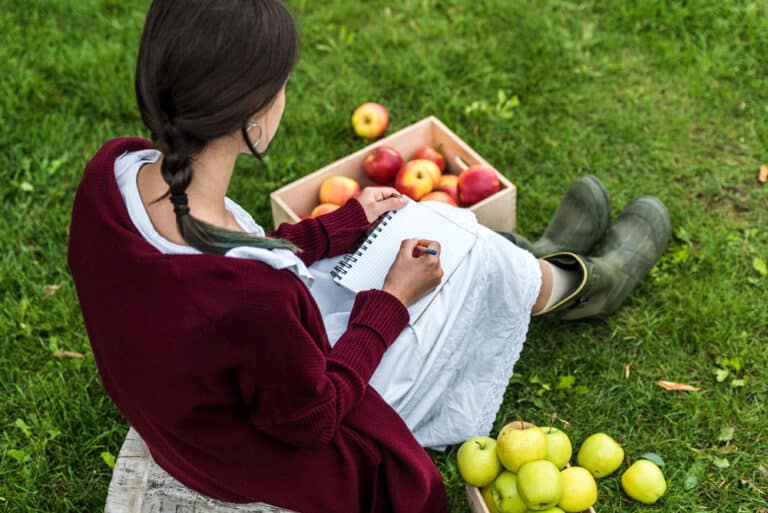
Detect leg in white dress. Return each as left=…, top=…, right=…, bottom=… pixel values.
left=309, top=205, right=541, bottom=449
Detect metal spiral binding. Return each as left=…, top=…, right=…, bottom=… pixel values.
left=330, top=209, right=400, bottom=281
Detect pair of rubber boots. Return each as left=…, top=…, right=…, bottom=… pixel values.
left=501, top=176, right=671, bottom=320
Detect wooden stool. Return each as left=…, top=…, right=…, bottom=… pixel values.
left=105, top=428, right=296, bottom=513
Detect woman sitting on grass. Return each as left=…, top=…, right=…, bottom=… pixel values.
left=67, top=1, right=670, bottom=512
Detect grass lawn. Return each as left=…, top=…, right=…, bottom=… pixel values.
left=1, top=1, right=767, bottom=511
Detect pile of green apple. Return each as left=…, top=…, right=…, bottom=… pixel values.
left=457, top=422, right=667, bottom=512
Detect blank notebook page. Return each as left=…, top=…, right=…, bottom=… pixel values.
left=331, top=201, right=478, bottom=322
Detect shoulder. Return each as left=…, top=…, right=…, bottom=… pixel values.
left=72, top=137, right=155, bottom=224
left=76, top=137, right=156, bottom=198
left=86, top=137, right=155, bottom=172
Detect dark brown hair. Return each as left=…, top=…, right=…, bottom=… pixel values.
left=135, top=0, right=299, bottom=254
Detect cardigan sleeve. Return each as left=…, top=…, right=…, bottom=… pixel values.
left=231, top=287, right=409, bottom=449
left=268, top=199, right=371, bottom=266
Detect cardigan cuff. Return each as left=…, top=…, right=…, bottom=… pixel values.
left=327, top=290, right=409, bottom=384
left=348, top=289, right=410, bottom=348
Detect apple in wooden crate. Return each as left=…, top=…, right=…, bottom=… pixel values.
left=395, top=160, right=438, bottom=200
left=270, top=116, right=517, bottom=234
left=408, top=159, right=441, bottom=187
left=412, top=144, right=446, bottom=172
left=458, top=165, right=501, bottom=206
left=435, top=174, right=459, bottom=204
left=318, top=176, right=361, bottom=206
left=310, top=203, right=340, bottom=218
left=559, top=466, right=598, bottom=512
left=456, top=436, right=503, bottom=488
left=420, top=191, right=457, bottom=206
left=516, top=460, right=563, bottom=511
left=363, top=146, right=403, bottom=184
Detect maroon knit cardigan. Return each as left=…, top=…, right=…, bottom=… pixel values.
left=67, top=138, right=448, bottom=513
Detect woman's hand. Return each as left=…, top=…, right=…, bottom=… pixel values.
left=356, top=186, right=408, bottom=223
left=382, top=239, right=443, bottom=307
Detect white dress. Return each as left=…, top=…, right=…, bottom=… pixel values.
left=115, top=149, right=541, bottom=449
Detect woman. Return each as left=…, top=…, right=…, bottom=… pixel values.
left=67, top=1, right=670, bottom=512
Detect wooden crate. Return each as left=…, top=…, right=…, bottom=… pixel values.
left=270, top=116, right=516, bottom=233
left=467, top=482, right=597, bottom=513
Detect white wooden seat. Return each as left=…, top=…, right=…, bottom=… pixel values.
left=105, top=428, right=295, bottom=513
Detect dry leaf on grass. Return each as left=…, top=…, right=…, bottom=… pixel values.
left=53, top=350, right=87, bottom=359
left=759, top=165, right=768, bottom=184
left=657, top=380, right=700, bottom=391
left=624, top=363, right=631, bottom=379
left=43, top=284, right=62, bottom=298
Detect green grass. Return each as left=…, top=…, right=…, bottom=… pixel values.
left=1, top=1, right=766, bottom=511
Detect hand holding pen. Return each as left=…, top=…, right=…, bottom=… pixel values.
left=383, top=238, right=443, bottom=307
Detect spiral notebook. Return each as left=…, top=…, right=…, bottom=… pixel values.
left=331, top=201, right=478, bottom=323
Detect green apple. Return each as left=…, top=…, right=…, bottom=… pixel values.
left=491, top=471, right=528, bottom=513
left=576, top=432, right=624, bottom=478
left=621, top=459, right=667, bottom=504
left=480, top=483, right=502, bottom=513
left=558, top=466, right=597, bottom=512
left=496, top=423, right=548, bottom=472
left=516, top=460, right=563, bottom=511
left=542, top=427, right=572, bottom=469
left=457, top=436, right=503, bottom=487
left=538, top=508, right=566, bottom=513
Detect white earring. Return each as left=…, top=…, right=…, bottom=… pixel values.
left=246, top=122, right=262, bottom=147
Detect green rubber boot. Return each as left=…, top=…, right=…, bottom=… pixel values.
left=497, top=176, right=611, bottom=257
left=538, top=196, right=671, bottom=320
left=531, top=175, right=611, bottom=257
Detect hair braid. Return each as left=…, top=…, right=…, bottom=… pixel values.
left=158, top=123, right=196, bottom=217
left=136, top=0, right=301, bottom=255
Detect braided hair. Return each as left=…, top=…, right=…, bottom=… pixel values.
left=135, top=0, right=299, bottom=255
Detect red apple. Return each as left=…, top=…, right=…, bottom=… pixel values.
left=319, top=176, right=361, bottom=205
left=435, top=174, right=459, bottom=203
left=363, top=146, right=403, bottom=184
left=395, top=161, right=435, bottom=200
left=458, top=165, right=501, bottom=206
left=412, top=145, right=446, bottom=173
left=404, top=159, right=441, bottom=188
left=420, top=191, right=458, bottom=206
left=351, top=102, right=389, bottom=139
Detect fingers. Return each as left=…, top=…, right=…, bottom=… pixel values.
left=416, top=239, right=440, bottom=253
left=375, top=186, right=402, bottom=200
left=401, top=239, right=435, bottom=260
left=400, top=238, right=439, bottom=254
left=399, top=238, right=420, bottom=256
left=414, top=239, right=440, bottom=256
left=361, top=186, right=401, bottom=201
left=377, top=195, right=408, bottom=213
